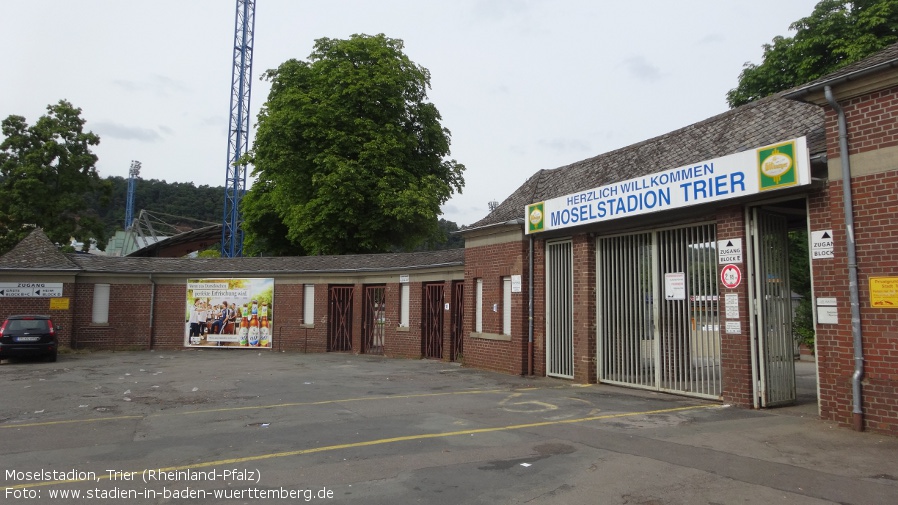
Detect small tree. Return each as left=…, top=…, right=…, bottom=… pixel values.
left=727, top=0, right=898, bottom=107
left=789, top=231, right=815, bottom=352
left=0, top=100, right=111, bottom=253
left=244, top=34, right=465, bottom=256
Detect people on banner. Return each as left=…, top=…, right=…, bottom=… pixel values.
left=211, top=301, right=237, bottom=334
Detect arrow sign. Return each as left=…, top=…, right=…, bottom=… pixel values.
left=811, top=230, right=834, bottom=259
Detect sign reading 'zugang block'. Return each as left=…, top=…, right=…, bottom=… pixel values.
left=526, top=137, right=811, bottom=234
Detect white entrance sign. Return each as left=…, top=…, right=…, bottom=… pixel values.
left=664, top=272, right=686, bottom=300
left=718, top=238, right=743, bottom=264
left=0, top=282, right=63, bottom=297
left=511, top=274, right=522, bottom=293
left=811, top=230, right=834, bottom=259
left=525, top=137, right=811, bottom=234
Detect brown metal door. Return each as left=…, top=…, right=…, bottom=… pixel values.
left=362, top=285, right=385, bottom=355
left=421, top=283, right=444, bottom=359
left=328, top=285, right=353, bottom=352
left=450, top=281, right=464, bottom=361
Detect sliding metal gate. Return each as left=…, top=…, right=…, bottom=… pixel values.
left=422, top=283, right=444, bottom=359
left=328, top=285, right=353, bottom=352
left=598, top=224, right=721, bottom=399
left=362, top=285, right=385, bottom=355
left=546, top=240, right=574, bottom=379
left=751, top=210, right=796, bottom=406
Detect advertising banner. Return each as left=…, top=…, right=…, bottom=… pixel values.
left=185, top=278, right=274, bottom=348
left=526, top=137, right=810, bottom=234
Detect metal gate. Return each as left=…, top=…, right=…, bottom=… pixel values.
left=327, top=285, right=353, bottom=352
left=362, top=285, right=385, bottom=355
left=751, top=209, right=796, bottom=406
left=598, top=224, right=721, bottom=399
left=450, top=281, right=464, bottom=361
left=546, top=240, right=574, bottom=378
left=422, top=283, right=444, bottom=359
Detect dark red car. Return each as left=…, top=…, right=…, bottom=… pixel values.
left=0, top=315, right=59, bottom=362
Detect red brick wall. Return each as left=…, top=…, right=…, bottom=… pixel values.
left=463, top=239, right=529, bottom=376
left=815, top=83, right=898, bottom=435
left=816, top=173, right=898, bottom=435
left=572, top=234, right=596, bottom=384
left=69, top=282, right=153, bottom=349
left=715, top=206, right=753, bottom=407
left=825, top=85, right=898, bottom=159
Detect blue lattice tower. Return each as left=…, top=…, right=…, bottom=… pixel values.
left=125, top=160, right=141, bottom=229
left=221, top=0, right=256, bottom=257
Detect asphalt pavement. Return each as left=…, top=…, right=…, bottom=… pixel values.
left=1, top=350, right=896, bottom=504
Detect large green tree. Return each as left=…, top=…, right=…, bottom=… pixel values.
left=0, top=100, right=111, bottom=253
left=727, top=0, right=898, bottom=107
left=243, top=33, right=465, bottom=256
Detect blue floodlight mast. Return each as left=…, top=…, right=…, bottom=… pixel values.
left=124, top=160, right=141, bottom=229
left=221, top=0, right=256, bottom=257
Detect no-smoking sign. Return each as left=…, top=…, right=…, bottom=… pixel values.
left=720, top=264, right=742, bottom=289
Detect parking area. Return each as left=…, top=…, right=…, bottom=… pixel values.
left=2, top=350, right=897, bottom=504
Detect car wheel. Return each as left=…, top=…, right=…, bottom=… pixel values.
left=47, top=352, right=57, bottom=363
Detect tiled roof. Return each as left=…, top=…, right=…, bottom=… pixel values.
left=469, top=95, right=825, bottom=228
left=0, top=229, right=79, bottom=270
left=67, top=249, right=465, bottom=275
left=0, top=229, right=464, bottom=274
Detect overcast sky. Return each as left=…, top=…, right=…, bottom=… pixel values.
left=3, top=0, right=821, bottom=227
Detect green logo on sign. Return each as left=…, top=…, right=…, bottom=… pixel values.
left=527, top=203, right=545, bottom=233
left=758, top=141, right=797, bottom=191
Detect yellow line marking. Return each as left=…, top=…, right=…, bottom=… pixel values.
left=0, top=416, right=143, bottom=428
left=0, top=386, right=570, bottom=429
left=9, top=404, right=720, bottom=490
left=181, top=388, right=509, bottom=415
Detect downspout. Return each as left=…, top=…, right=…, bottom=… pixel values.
left=824, top=85, right=865, bottom=432
left=148, top=274, right=156, bottom=349
left=528, top=234, right=534, bottom=376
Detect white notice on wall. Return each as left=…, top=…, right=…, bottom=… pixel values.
left=664, top=272, right=686, bottom=300
left=725, top=321, right=742, bottom=334
left=817, top=306, right=839, bottom=324
left=725, top=293, right=740, bottom=319
left=511, top=275, right=522, bottom=293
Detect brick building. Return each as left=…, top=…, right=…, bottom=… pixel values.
left=462, top=43, right=898, bottom=435
left=0, top=232, right=464, bottom=361
left=2, top=44, right=897, bottom=435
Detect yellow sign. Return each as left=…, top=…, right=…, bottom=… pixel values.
left=49, top=297, right=70, bottom=310
left=870, top=277, right=898, bottom=308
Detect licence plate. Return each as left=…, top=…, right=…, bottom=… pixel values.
left=15, top=336, right=40, bottom=342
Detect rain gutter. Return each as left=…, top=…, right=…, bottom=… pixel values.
left=824, top=85, right=865, bottom=432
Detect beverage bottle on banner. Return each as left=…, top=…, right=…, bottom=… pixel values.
left=248, top=312, right=260, bottom=346
left=259, top=302, right=270, bottom=347
left=238, top=311, right=249, bottom=346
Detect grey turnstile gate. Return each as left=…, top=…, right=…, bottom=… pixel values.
left=546, top=240, right=574, bottom=378
left=751, top=210, right=796, bottom=406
